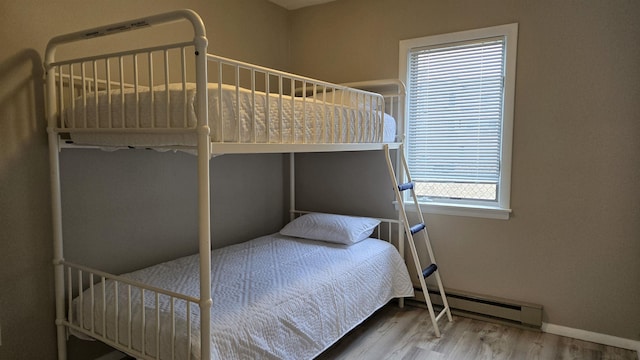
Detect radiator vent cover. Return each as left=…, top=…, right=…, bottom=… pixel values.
left=412, top=288, right=543, bottom=329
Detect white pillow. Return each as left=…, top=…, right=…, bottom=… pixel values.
left=280, top=213, right=380, bottom=245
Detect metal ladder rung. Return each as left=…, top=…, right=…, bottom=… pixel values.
left=422, top=263, right=438, bottom=278
left=409, top=223, right=425, bottom=235
left=397, top=181, right=415, bottom=191
left=435, top=307, right=450, bottom=322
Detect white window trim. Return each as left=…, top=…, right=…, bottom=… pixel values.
left=394, top=201, right=512, bottom=220
left=399, top=23, right=518, bottom=220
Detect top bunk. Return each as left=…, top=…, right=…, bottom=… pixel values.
left=44, top=9, right=405, bottom=156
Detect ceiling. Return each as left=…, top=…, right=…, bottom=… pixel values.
left=268, top=0, right=337, bottom=10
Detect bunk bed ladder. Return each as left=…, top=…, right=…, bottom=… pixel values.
left=384, top=144, right=452, bottom=337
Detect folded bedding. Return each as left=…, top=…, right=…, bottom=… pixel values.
left=72, top=233, right=413, bottom=359
left=65, top=83, right=396, bottom=148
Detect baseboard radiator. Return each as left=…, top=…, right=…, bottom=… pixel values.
left=411, top=288, right=543, bottom=329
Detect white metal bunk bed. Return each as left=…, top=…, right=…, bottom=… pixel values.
left=45, top=9, right=412, bottom=360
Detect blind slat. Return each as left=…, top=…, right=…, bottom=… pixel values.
left=407, top=36, right=506, bottom=187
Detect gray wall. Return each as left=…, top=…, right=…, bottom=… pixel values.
left=60, top=151, right=284, bottom=274
left=289, top=0, right=640, bottom=342
left=0, top=1, right=289, bottom=359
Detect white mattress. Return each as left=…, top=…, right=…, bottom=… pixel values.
left=73, top=233, right=414, bottom=359
left=66, top=83, right=397, bottom=148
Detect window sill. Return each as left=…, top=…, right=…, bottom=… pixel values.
left=394, top=201, right=511, bottom=220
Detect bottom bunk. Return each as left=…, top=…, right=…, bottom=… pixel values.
left=64, top=213, right=414, bottom=360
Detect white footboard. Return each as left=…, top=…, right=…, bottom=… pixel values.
left=62, top=261, right=201, bottom=360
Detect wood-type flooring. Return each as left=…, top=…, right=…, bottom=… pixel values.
left=316, top=303, right=638, bottom=360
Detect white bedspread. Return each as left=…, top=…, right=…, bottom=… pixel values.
left=66, top=84, right=396, bottom=148
left=73, top=234, right=413, bottom=359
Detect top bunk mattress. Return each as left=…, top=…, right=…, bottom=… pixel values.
left=64, top=83, right=397, bottom=148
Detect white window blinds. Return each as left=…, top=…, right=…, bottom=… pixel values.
left=407, top=37, right=506, bottom=201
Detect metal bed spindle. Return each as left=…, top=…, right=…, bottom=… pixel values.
left=321, top=86, right=330, bottom=142
left=181, top=48, right=188, bottom=129
left=235, top=65, right=241, bottom=141
left=66, top=268, right=73, bottom=325
left=330, top=88, right=335, bottom=142
left=57, top=68, right=65, bottom=129
left=311, top=83, right=317, bottom=142
left=302, top=81, right=307, bottom=144
left=119, top=56, right=125, bottom=128
left=155, top=293, right=160, bottom=359
left=278, top=75, right=283, bottom=143
left=253, top=68, right=259, bottom=142
left=140, top=289, right=146, bottom=356
left=78, top=269, right=84, bottom=330
left=315, top=85, right=322, bottom=142
left=127, top=284, right=132, bottom=352
left=114, top=280, right=119, bottom=347
left=81, top=63, right=87, bottom=127
left=266, top=72, right=271, bottom=142
left=170, top=298, right=176, bottom=360
left=339, top=88, right=344, bottom=142
left=357, top=92, right=362, bottom=141
left=164, top=50, right=170, bottom=128
left=322, top=85, right=328, bottom=143
left=105, top=59, right=113, bottom=129
left=216, top=61, right=223, bottom=142
left=148, top=53, right=155, bottom=128
left=186, top=302, right=192, bottom=357
left=101, top=277, right=107, bottom=337
left=89, top=276, right=95, bottom=334
left=369, top=95, right=375, bottom=141
left=290, top=79, right=295, bottom=143
left=134, top=54, right=140, bottom=129
left=92, top=61, right=99, bottom=127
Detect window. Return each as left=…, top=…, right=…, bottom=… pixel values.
left=399, top=24, right=518, bottom=220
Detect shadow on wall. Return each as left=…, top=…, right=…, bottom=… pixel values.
left=0, top=49, right=46, bottom=165
left=0, top=48, right=57, bottom=358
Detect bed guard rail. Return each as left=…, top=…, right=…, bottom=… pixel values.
left=44, top=9, right=210, bottom=137
left=44, top=9, right=205, bottom=48
left=205, top=54, right=386, bottom=145
left=341, top=79, right=406, bottom=143
left=44, top=9, right=387, bottom=149
left=60, top=260, right=201, bottom=360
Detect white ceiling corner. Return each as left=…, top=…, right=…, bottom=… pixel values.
left=268, top=0, right=337, bottom=10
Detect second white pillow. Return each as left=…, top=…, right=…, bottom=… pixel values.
left=280, top=213, right=380, bottom=245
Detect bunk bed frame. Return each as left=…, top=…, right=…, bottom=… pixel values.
left=45, top=9, right=408, bottom=360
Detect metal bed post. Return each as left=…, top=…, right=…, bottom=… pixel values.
left=395, top=81, right=407, bottom=309
left=185, top=10, right=212, bottom=360
left=45, top=49, right=67, bottom=360
left=289, top=153, right=296, bottom=222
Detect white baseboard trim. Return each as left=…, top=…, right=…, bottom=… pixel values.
left=94, top=350, right=126, bottom=360
left=542, top=322, right=640, bottom=354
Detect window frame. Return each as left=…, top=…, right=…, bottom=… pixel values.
left=399, top=23, right=518, bottom=220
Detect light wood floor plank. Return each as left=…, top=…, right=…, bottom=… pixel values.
left=317, top=304, right=639, bottom=360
